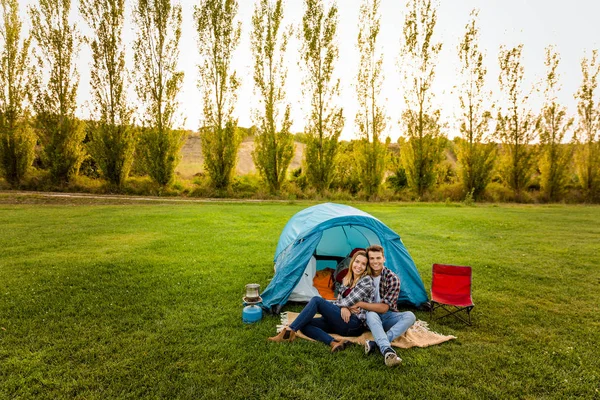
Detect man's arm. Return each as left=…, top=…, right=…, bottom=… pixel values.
left=352, top=301, right=389, bottom=313
left=378, top=269, right=401, bottom=312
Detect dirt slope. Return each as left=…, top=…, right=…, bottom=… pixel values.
left=178, top=134, right=305, bottom=178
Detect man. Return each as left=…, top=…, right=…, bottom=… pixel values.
left=351, top=244, right=416, bottom=367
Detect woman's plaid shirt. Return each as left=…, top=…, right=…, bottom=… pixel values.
left=334, top=275, right=374, bottom=322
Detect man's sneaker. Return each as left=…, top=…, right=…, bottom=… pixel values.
left=364, top=340, right=377, bottom=355
left=384, top=349, right=402, bottom=367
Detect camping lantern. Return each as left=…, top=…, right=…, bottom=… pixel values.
left=242, top=283, right=263, bottom=324
left=245, top=284, right=260, bottom=302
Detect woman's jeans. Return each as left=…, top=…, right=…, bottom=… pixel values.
left=289, top=296, right=364, bottom=345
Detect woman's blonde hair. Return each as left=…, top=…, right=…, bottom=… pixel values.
left=342, top=250, right=372, bottom=288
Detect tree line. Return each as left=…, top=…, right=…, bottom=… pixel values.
left=0, top=0, right=599, bottom=202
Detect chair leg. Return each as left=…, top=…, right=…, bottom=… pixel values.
left=431, top=304, right=473, bottom=326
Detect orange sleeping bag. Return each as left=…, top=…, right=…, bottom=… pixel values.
left=313, top=268, right=336, bottom=300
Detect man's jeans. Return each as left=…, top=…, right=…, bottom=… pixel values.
left=290, top=297, right=364, bottom=345
left=366, top=310, right=416, bottom=354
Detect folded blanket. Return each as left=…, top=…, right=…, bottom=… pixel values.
left=277, top=312, right=456, bottom=349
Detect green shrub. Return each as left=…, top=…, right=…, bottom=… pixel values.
left=122, top=176, right=161, bottom=196
left=289, top=167, right=308, bottom=191
left=86, top=122, right=136, bottom=189
left=230, top=174, right=261, bottom=198
left=0, top=121, right=36, bottom=187
left=483, top=182, right=515, bottom=203
left=79, top=154, right=101, bottom=179
left=436, top=159, right=457, bottom=185
left=386, top=166, right=408, bottom=192
left=327, top=188, right=354, bottom=202
left=282, top=180, right=316, bottom=200
left=138, top=127, right=187, bottom=186
left=432, top=182, right=464, bottom=202
left=463, top=188, right=475, bottom=206
left=68, top=175, right=106, bottom=194
left=36, top=115, right=86, bottom=184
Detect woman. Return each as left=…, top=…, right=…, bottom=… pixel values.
left=268, top=250, right=374, bottom=352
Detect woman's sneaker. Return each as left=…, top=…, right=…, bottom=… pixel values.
left=384, top=349, right=402, bottom=367
left=364, top=340, right=377, bottom=355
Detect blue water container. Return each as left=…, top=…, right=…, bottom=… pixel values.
left=242, top=304, right=263, bottom=323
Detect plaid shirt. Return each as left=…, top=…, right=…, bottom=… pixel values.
left=375, top=267, right=401, bottom=312
left=334, top=275, right=374, bottom=322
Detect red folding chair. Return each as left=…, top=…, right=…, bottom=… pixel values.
left=430, top=264, right=474, bottom=325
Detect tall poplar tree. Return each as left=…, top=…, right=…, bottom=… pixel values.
left=251, top=0, right=294, bottom=193
left=300, top=0, right=343, bottom=193
left=195, top=0, right=241, bottom=190
left=134, top=0, right=185, bottom=187
left=399, top=0, right=445, bottom=197
left=573, top=49, right=600, bottom=202
left=536, top=46, right=573, bottom=202
left=496, top=44, right=536, bottom=201
left=0, top=0, right=35, bottom=186
left=29, top=0, right=85, bottom=184
left=80, top=0, right=135, bottom=188
left=455, top=9, right=495, bottom=200
left=355, top=0, right=386, bottom=197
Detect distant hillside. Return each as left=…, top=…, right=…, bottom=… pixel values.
left=177, top=133, right=458, bottom=179
left=177, top=134, right=305, bottom=178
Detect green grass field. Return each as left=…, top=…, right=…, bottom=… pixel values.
left=1, top=197, right=599, bottom=399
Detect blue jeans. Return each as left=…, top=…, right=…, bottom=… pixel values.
left=289, top=297, right=364, bottom=345
left=366, top=310, right=416, bottom=355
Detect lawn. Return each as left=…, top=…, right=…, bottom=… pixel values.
left=1, top=197, right=599, bottom=399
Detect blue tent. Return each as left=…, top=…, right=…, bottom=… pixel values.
left=261, top=203, right=428, bottom=313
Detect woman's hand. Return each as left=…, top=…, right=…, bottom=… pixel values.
left=340, top=307, right=351, bottom=323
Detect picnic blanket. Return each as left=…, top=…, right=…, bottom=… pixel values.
left=277, top=312, right=456, bottom=349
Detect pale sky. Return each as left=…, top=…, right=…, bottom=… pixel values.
left=18, top=0, right=600, bottom=141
